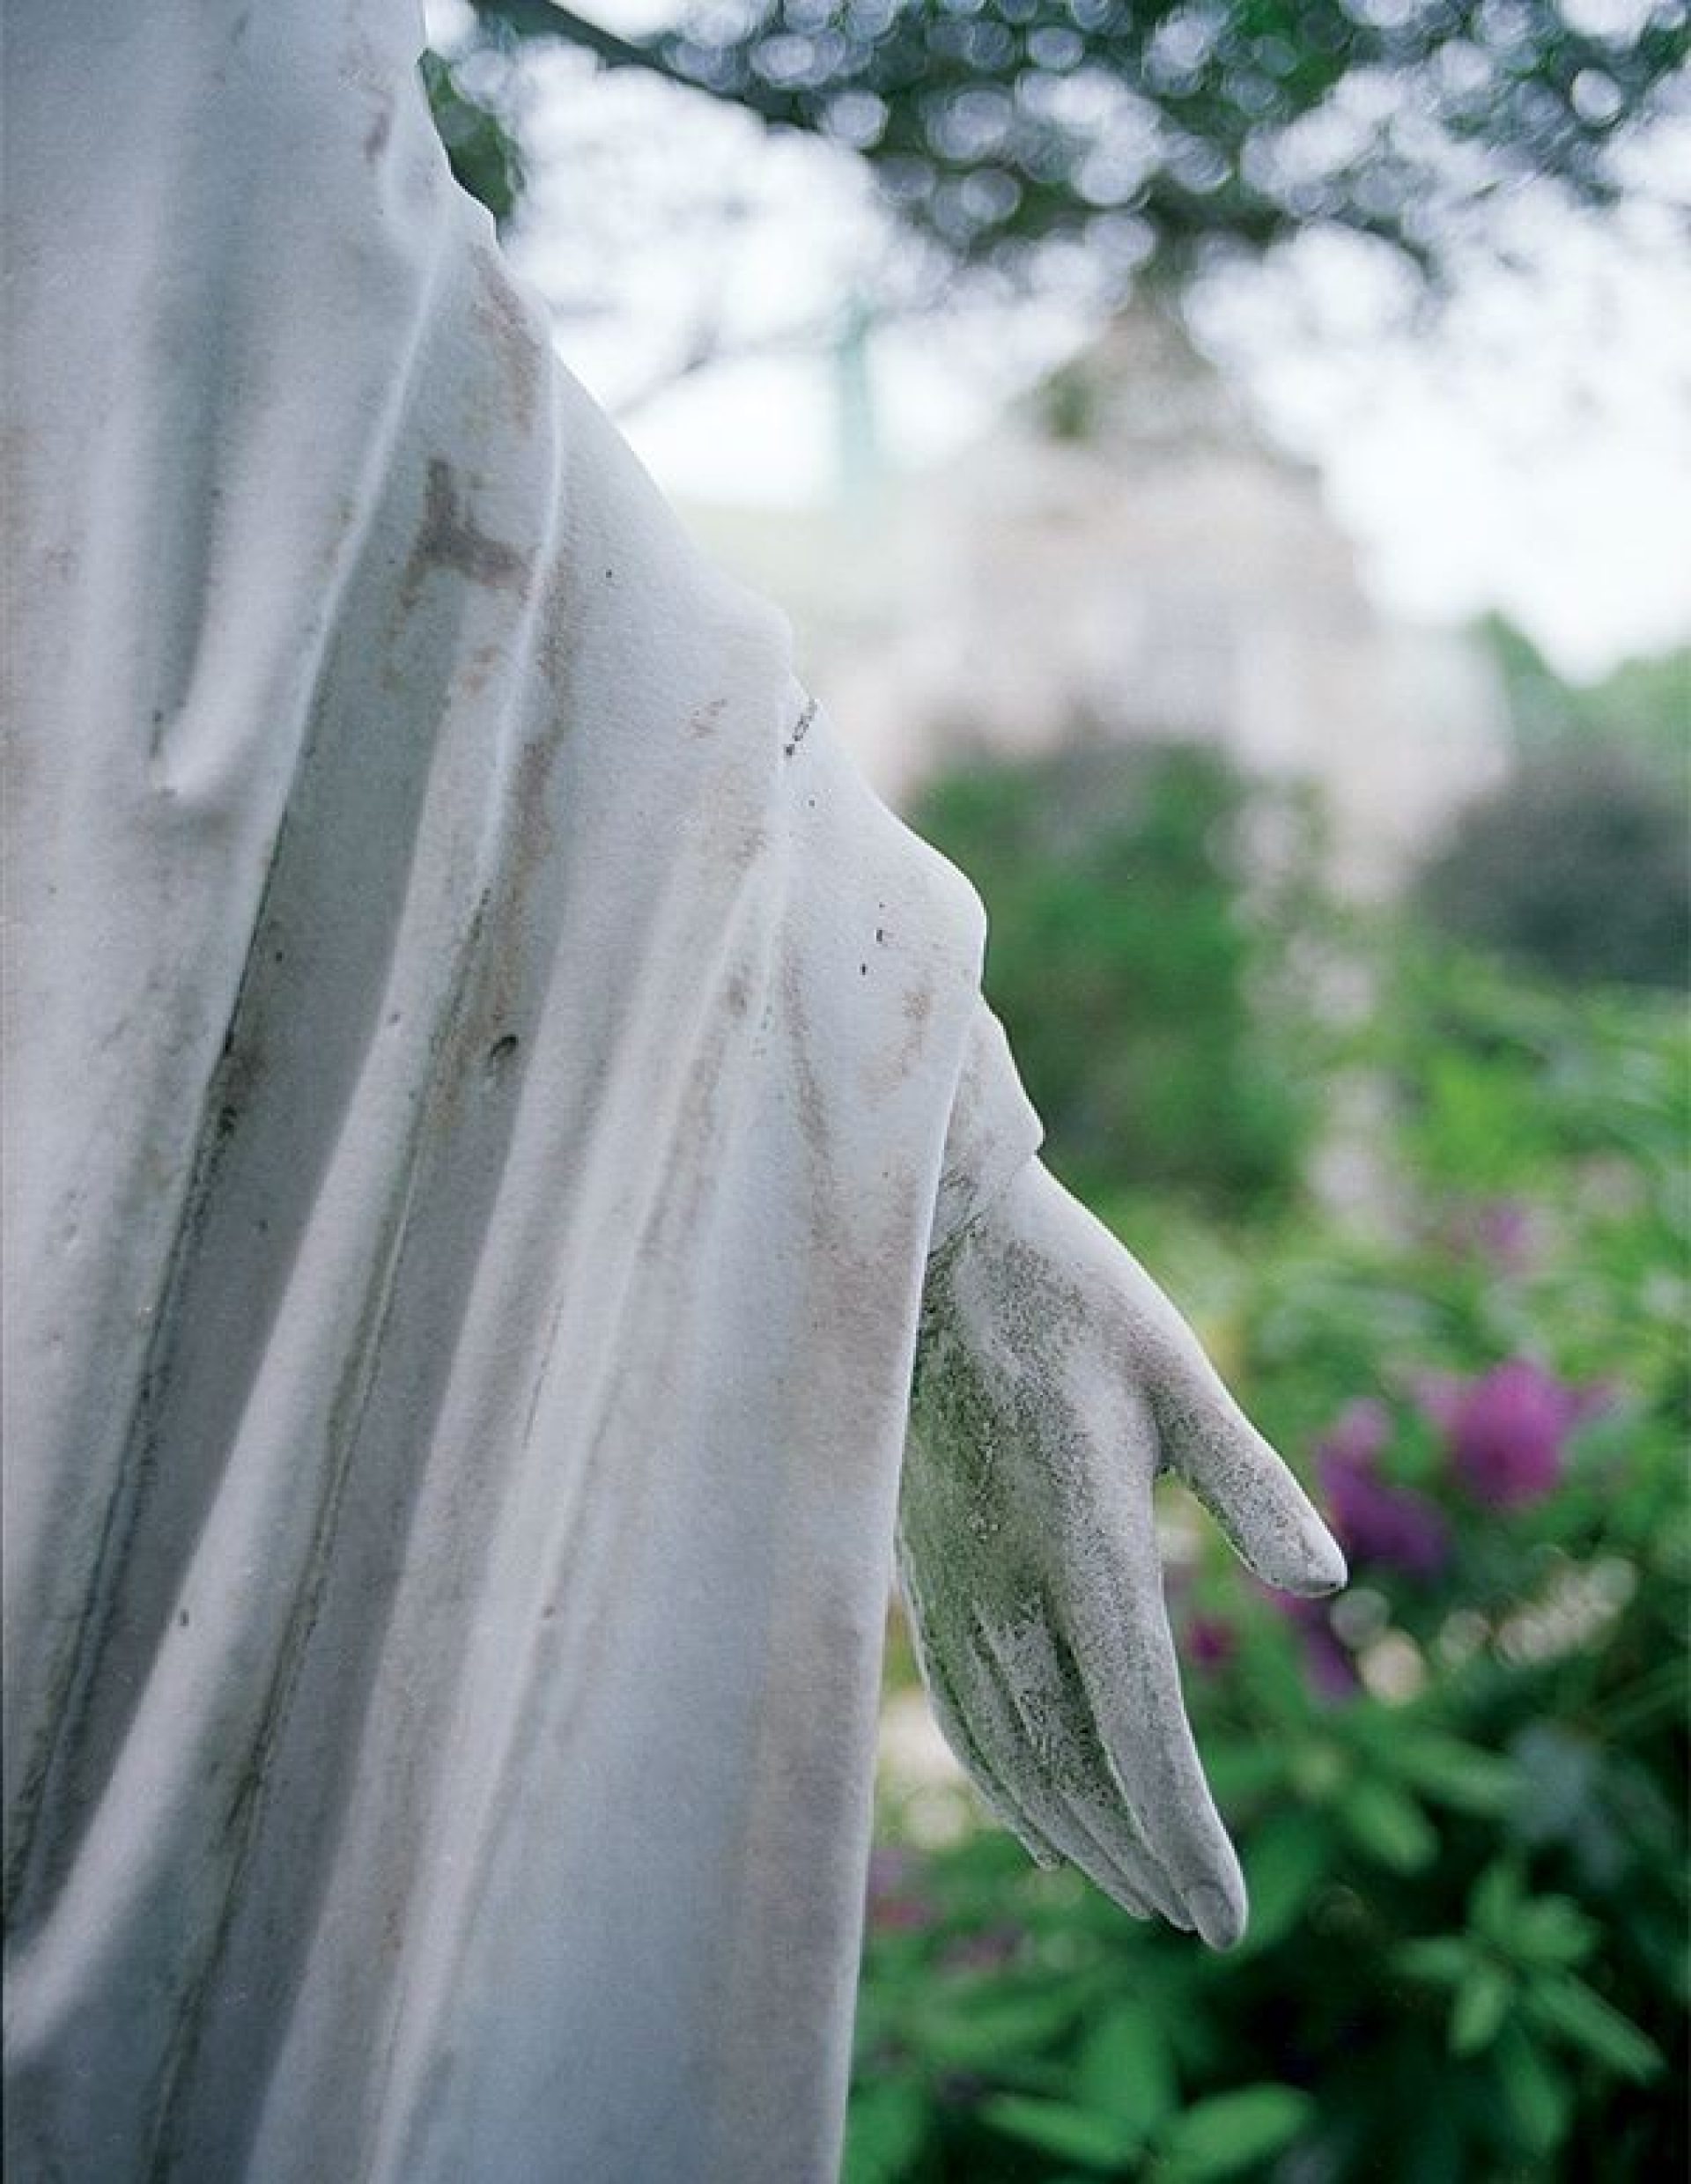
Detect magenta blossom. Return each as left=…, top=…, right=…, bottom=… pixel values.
left=1443, top=1198, right=1540, bottom=1275
left=1185, top=1614, right=1237, bottom=1673
left=1319, top=1397, right=1392, bottom=1470
left=1316, top=1400, right=1451, bottom=1581
left=1422, top=1360, right=1606, bottom=1509
left=1472, top=1199, right=1537, bottom=1273
left=1272, top=1591, right=1360, bottom=1703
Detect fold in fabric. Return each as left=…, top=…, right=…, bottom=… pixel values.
left=3, top=5, right=1038, bottom=2178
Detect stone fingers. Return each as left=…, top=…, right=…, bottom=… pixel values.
left=910, top=1608, right=1067, bottom=1873
left=969, top=1611, right=1189, bottom=1929
left=1161, top=1392, right=1347, bottom=1599
left=997, top=1163, right=1343, bottom=1599
left=1066, top=1527, right=1250, bottom=1951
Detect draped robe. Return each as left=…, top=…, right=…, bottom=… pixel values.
left=3, top=6, right=1039, bottom=2176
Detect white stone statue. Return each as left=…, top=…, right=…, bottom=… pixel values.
left=2, top=5, right=1343, bottom=2179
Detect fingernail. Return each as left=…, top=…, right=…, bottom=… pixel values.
left=1296, top=1528, right=1348, bottom=1597
left=1185, top=1882, right=1245, bottom=1952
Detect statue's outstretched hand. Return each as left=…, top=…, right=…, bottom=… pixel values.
left=898, top=1159, right=1346, bottom=1949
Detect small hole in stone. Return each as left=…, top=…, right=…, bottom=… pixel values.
left=485, top=1033, right=520, bottom=1079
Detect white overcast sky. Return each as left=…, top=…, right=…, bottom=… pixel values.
left=430, top=0, right=1691, bottom=682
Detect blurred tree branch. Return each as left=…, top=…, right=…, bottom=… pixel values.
left=439, top=0, right=1689, bottom=281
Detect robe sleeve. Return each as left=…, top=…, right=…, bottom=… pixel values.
left=929, top=1006, right=1045, bottom=1256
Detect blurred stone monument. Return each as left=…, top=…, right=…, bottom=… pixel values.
left=691, top=304, right=1508, bottom=892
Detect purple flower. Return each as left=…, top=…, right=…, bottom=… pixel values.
left=1315, top=1402, right=1451, bottom=1580
left=1303, top=1618, right=1362, bottom=1703
left=1318, top=1398, right=1392, bottom=1470
left=1273, top=1592, right=1360, bottom=1703
left=1185, top=1614, right=1237, bottom=1673
left=1443, top=1198, right=1539, bottom=1274
left=1426, top=1360, right=1606, bottom=1509
left=1472, top=1199, right=1537, bottom=1273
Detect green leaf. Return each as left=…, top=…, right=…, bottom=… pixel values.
left=842, top=2081, right=929, bottom=2184
left=1506, top=1726, right=1603, bottom=1848
left=1510, top=1894, right=1598, bottom=1970
left=1494, top=2023, right=1572, bottom=2158
left=1470, top=1861, right=1526, bottom=1943
left=1237, top=1812, right=1331, bottom=1955
left=1288, top=1739, right=1349, bottom=1803
left=1390, top=1733, right=1517, bottom=1816
left=915, top=1982, right=1083, bottom=2069
left=1161, top=2084, right=1316, bottom=2180
left=1201, top=1743, right=1287, bottom=1806
left=1526, top=1974, right=1665, bottom=2082
left=979, top=2093, right=1142, bottom=2170
left=1338, top=1780, right=1438, bottom=1873
left=419, top=50, right=524, bottom=225
left=1075, top=2000, right=1176, bottom=2141
left=1392, top=1935, right=1471, bottom=1988
left=1451, top=1961, right=1513, bottom=2056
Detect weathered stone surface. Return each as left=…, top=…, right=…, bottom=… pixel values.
left=3, top=6, right=1340, bottom=2178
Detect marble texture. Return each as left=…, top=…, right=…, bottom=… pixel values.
left=2, top=4, right=1341, bottom=2177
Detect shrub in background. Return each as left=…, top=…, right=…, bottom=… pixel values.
left=913, top=742, right=1319, bottom=1216
left=1414, top=749, right=1688, bottom=992
left=849, top=935, right=1687, bottom=2182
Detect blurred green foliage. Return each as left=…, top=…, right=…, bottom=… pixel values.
left=421, top=48, right=526, bottom=225
left=1415, top=749, right=1689, bottom=992
left=1415, top=635, right=1691, bottom=992
left=450, top=0, right=1689, bottom=287
left=913, top=742, right=1319, bottom=1214
left=1481, top=623, right=1691, bottom=769
left=848, top=803, right=1688, bottom=2178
